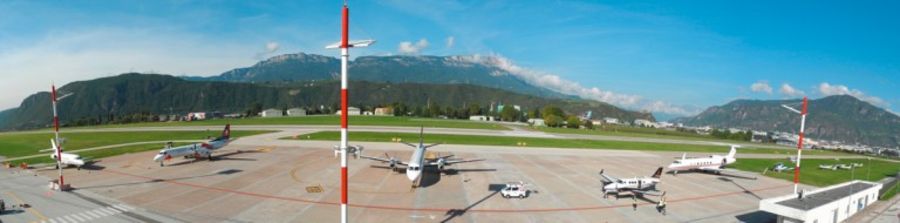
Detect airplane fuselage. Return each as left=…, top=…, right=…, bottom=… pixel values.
left=603, top=177, right=658, bottom=193
left=51, top=153, right=85, bottom=167
left=153, top=138, right=229, bottom=164
left=668, top=155, right=736, bottom=172
left=405, top=146, right=426, bottom=183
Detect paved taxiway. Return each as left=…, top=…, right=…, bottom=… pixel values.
left=28, top=127, right=809, bottom=223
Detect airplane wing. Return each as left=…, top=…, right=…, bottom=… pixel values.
left=634, top=189, right=664, bottom=197
left=598, top=170, right=619, bottom=184
left=429, top=158, right=484, bottom=166
left=359, top=155, right=407, bottom=166
left=698, top=166, right=724, bottom=171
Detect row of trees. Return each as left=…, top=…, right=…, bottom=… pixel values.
left=710, top=129, right=753, bottom=141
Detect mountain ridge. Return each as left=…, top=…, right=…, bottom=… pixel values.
left=675, top=95, right=900, bottom=147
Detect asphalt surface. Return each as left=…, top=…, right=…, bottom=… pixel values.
left=0, top=167, right=179, bottom=223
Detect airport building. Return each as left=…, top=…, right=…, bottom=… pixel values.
left=759, top=180, right=882, bottom=223
left=286, top=108, right=307, bottom=116
left=260, top=108, right=283, bottom=117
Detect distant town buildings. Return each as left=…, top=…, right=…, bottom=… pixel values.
left=286, top=108, right=307, bottom=117
left=374, top=107, right=393, bottom=116
left=260, top=108, right=283, bottom=117
left=334, top=107, right=361, bottom=116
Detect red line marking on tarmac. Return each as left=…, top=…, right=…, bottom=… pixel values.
left=99, top=169, right=790, bottom=213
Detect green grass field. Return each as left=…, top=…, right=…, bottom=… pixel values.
left=730, top=158, right=900, bottom=187
left=0, top=130, right=271, bottom=158
left=289, top=131, right=847, bottom=156
left=73, top=116, right=508, bottom=130
left=535, top=126, right=773, bottom=146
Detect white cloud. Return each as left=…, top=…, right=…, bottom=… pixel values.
left=398, top=39, right=429, bottom=54
left=452, top=54, right=699, bottom=116
left=818, top=82, right=888, bottom=107
left=446, top=36, right=455, bottom=48
left=0, top=28, right=259, bottom=110
left=254, top=41, right=280, bottom=59
left=779, top=83, right=805, bottom=97
left=750, top=81, right=773, bottom=94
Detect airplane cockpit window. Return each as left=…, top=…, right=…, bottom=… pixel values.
left=673, top=161, right=681, bottom=164
left=159, top=151, right=166, bottom=155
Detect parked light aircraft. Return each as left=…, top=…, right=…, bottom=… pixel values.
left=772, top=162, right=794, bottom=172
left=40, top=139, right=87, bottom=170
left=358, top=127, right=484, bottom=187
left=667, top=145, right=739, bottom=175
left=153, top=124, right=231, bottom=166
left=598, top=167, right=664, bottom=198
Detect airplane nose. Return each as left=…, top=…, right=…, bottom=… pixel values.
left=153, top=155, right=163, bottom=162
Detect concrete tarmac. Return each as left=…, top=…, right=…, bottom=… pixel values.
left=35, top=135, right=801, bottom=223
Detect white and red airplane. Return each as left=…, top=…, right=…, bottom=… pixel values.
left=153, top=124, right=232, bottom=166
left=40, top=139, right=87, bottom=170
left=667, top=145, right=738, bottom=175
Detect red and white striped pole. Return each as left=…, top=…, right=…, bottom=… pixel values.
left=339, top=3, right=350, bottom=223
left=793, top=97, right=808, bottom=195
left=51, top=84, right=64, bottom=187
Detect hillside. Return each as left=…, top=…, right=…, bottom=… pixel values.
left=1, top=73, right=652, bottom=130
left=193, top=53, right=570, bottom=99
left=676, top=95, right=900, bottom=147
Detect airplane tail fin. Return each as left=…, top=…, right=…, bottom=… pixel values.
left=418, top=126, right=424, bottom=147
left=727, top=145, right=738, bottom=158
left=221, top=124, right=231, bottom=139
left=652, top=167, right=663, bottom=179
left=681, top=153, right=686, bottom=160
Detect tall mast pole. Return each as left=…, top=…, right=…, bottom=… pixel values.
left=793, top=97, right=808, bottom=195
left=52, top=84, right=64, bottom=187
left=339, top=2, right=350, bottom=223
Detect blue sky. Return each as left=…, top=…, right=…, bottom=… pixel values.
left=1, top=1, right=897, bottom=119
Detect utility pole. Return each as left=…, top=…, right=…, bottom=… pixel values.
left=325, top=1, right=374, bottom=222
left=782, top=97, right=808, bottom=195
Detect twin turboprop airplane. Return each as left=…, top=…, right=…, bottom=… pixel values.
left=40, top=139, right=87, bottom=170
left=598, top=167, right=664, bottom=198
left=667, top=145, right=738, bottom=175
left=153, top=124, right=232, bottom=166
left=358, top=127, right=484, bottom=188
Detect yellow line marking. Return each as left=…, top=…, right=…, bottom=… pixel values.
left=5, top=191, right=49, bottom=221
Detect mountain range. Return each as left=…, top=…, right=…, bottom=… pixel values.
left=187, top=53, right=570, bottom=99
left=675, top=95, right=900, bottom=147
left=0, top=73, right=651, bottom=130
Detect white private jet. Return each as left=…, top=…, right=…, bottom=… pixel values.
left=358, top=127, right=484, bottom=188
left=40, top=139, right=87, bottom=170
left=667, top=145, right=739, bottom=175
left=153, top=124, right=232, bottom=166
left=818, top=164, right=838, bottom=170
left=598, top=167, right=664, bottom=199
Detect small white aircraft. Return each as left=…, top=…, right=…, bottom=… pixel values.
left=153, top=124, right=232, bottom=166
left=818, top=164, right=838, bottom=170
left=772, top=162, right=794, bottom=172
left=667, top=145, right=739, bottom=175
left=358, top=127, right=484, bottom=188
left=598, top=167, right=664, bottom=198
left=40, top=139, right=86, bottom=170
left=837, top=164, right=854, bottom=170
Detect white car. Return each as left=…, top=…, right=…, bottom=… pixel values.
left=500, top=182, right=529, bottom=199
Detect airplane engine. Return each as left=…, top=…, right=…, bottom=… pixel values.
left=437, top=158, right=446, bottom=170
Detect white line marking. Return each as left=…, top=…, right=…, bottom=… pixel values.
left=95, top=207, right=114, bottom=216
left=50, top=217, right=63, bottom=223
left=76, top=212, right=93, bottom=221
left=106, top=206, right=122, bottom=214
left=116, top=203, right=134, bottom=210
left=84, top=210, right=102, bottom=218
left=61, top=215, right=78, bottom=223
left=110, top=205, right=129, bottom=212
left=70, top=213, right=86, bottom=222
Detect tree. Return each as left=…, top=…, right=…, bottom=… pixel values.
left=527, top=108, right=541, bottom=119
left=545, top=115, right=564, bottom=127
left=467, top=103, right=482, bottom=116
left=566, top=116, right=581, bottom=129
left=583, top=119, right=594, bottom=129
left=500, top=106, right=519, bottom=121
left=541, top=105, right=565, bottom=120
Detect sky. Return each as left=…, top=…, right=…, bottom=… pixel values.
left=1, top=0, right=898, bottom=120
